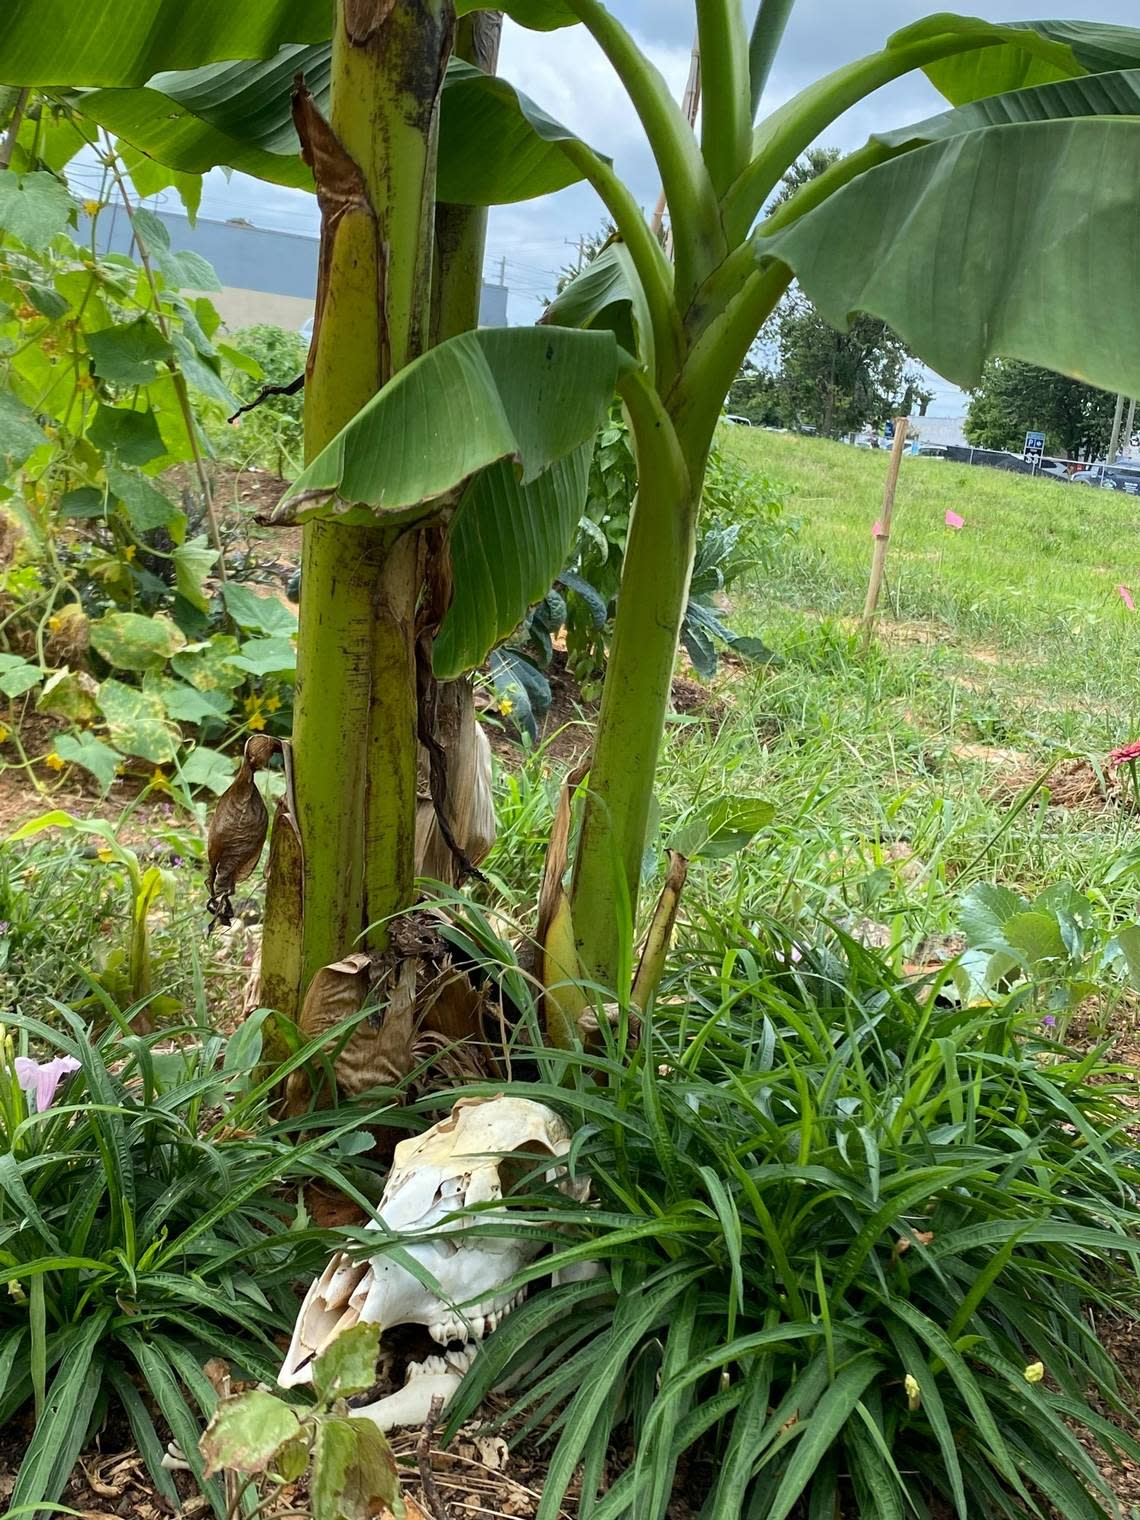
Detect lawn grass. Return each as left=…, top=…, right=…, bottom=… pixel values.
left=533, top=426, right=1140, bottom=988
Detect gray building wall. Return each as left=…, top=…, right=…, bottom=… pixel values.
left=93, top=206, right=509, bottom=332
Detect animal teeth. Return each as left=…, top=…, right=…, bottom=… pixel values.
left=428, top=1322, right=449, bottom=1345
left=469, top=1315, right=486, bottom=1340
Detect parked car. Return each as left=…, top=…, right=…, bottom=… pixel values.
left=722, top=414, right=753, bottom=426
left=1072, top=462, right=1140, bottom=494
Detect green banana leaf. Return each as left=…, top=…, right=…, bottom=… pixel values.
left=0, top=0, right=330, bottom=86
left=270, top=325, right=621, bottom=527
left=758, top=116, right=1140, bottom=396
left=434, top=444, right=593, bottom=679
left=903, top=17, right=1140, bottom=105
left=73, top=52, right=594, bottom=204
left=767, top=65, right=1140, bottom=234
left=541, top=241, right=651, bottom=367
left=0, top=0, right=575, bottom=89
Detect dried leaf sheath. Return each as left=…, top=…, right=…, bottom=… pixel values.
left=206, top=735, right=278, bottom=928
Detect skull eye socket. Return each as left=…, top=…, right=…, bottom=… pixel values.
left=498, top=1140, right=560, bottom=1199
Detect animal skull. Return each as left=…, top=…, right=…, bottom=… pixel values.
left=279, top=1095, right=585, bottom=1430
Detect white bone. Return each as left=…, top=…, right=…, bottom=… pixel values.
left=279, top=1096, right=588, bottom=1424
left=352, top=1370, right=466, bottom=1433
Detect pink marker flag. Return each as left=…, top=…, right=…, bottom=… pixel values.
left=944, top=510, right=964, bottom=530
left=872, top=520, right=884, bottom=539
left=1119, top=585, right=1136, bottom=611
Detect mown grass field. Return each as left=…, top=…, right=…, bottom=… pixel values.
left=501, top=426, right=1140, bottom=995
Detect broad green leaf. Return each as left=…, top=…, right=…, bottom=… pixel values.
left=0, top=652, right=42, bottom=698
left=224, top=637, right=296, bottom=677
left=435, top=444, right=591, bottom=680
left=223, top=582, right=297, bottom=637
left=959, top=882, right=1025, bottom=946
left=0, top=172, right=74, bottom=250
left=87, top=316, right=174, bottom=385
left=171, top=635, right=246, bottom=693
left=106, top=462, right=184, bottom=535
left=172, top=334, right=237, bottom=408
left=542, top=239, right=653, bottom=369
left=908, top=18, right=1140, bottom=105
left=438, top=59, right=590, bottom=205
left=87, top=403, right=168, bottom=466
left=161, top=246, right=223, bottom=290
left=669, top=796, right=775, bottom=860
left=51, top=731, right=120, bottom=792
left=37, top=667, right=99, bottom=722
left=457, top=0, right=577, bottom=27
left=0, top=0, right=332, bottom=86
left=1001, top=910, right=1068, bottom=967
left=201, top=1390, right=300, bottom=1477
left=76, top=50, right=592, bottom=206
left=275, top=326, right=620, bottom=527
left=173, top=537, right=218, bottom=612
left=759, top=118, right=1140, bottom=396
left=0, top=391, right=47, bottom=469
left=489, top=648, right=549, bottom=744
left=97, top=677, right=180, bottom=762
left=179, top=744, right=236, bottom=795
left=1116, top=924, right=1140, bottom=990
left=313, top=1323, right=381, bottom=1404
left=59, top=486, right=107, bottom=519
left=156, top=677, right=232, bottom=723
left=312, top=1413, right=402, bottom=1520
left=90, top=611, right=185, bottom=671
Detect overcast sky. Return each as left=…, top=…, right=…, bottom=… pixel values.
left=135, top=2, right=1140, bottom=416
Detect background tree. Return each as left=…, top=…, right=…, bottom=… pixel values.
left=966, top=358, right=1118, bottom=459
left=775, top=291, right=924, bottom=437
left=726, top=356, right=783, bottom=425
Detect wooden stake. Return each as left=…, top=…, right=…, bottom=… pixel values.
left=860, top=418, right=909, bottom=649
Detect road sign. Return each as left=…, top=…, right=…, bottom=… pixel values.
left=1023, top=430, right=1045, bottom=464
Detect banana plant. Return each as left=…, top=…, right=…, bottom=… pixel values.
left=6, top=3, right=1140, bottom=1018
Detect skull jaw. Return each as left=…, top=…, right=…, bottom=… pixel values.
left=353, top=1369, right=466, bottom=1433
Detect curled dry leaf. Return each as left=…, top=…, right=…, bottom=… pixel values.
left=206, top=734, right=277, bottom=930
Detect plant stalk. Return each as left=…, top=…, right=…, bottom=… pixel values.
left=261, top=0, right=451, bottom=1014
left=569, top=371, right=694, bottom=984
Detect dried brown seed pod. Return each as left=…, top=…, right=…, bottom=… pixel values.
left=206, top=735, right=278, bottom=930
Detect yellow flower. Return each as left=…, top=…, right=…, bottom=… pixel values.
left=97, top=846, right=114, bottom=863
left=1024, top=1362, right=1045, bottom=1384
left=498, top=697, right=514, bottom=716
left=44, top=752, right=65, bottom=772
left=82, top=199, right=102, bottom=217
left=0, top=724, right=8, bottom=744
left=247, top=712, right=266, bottom=732
left=151, top=768, right=167, bottom=788
left=48, top=614, right=62, bottom=633
left=74, top=372, right=94, bottom=390
left=123, top=544, right=136, bottom=562
left=904, top=1373, right=921, bottom=1411
left=264, top=693, right=281, bottom=713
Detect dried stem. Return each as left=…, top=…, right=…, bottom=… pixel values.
left=418, top=1394, right=448, bottom=1520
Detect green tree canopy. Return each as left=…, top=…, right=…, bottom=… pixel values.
left=965, top=359, right=1118, bottom=460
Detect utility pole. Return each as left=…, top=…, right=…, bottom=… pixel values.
left=564, top=235, right=587, bottom=273
left=498, top=255, right=506, bottom=286
left=1108, top=393, right=1126, bottom=462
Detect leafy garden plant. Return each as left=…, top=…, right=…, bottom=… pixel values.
left=9, top=0, right=1137, bottom=1033
left=0, top=137, right=299, bottom=799
left=440, top=928, right=1140, bottom=1520
left=0, top=1001, right=394, bottom=1519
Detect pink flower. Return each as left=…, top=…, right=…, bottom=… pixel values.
left=1109, top=741, right=1140, bottom=768
left=14, top=1056, right=80, bottom=1112
left=944, top=510, right=964, bottom=530
left=872, top=520, right=884, bottom=539
left=1119, top=585, right=1135, bottom=611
